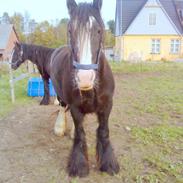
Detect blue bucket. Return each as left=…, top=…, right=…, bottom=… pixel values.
left=27, top=77, right=56, bottom=97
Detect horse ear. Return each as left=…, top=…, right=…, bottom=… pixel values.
left=67, top=0, right=77, bottom=17
left=93, top=0, right=102, bottom=11
left=14, top=41, right=20, bottom=48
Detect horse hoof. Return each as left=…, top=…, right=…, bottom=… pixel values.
left=69, top=167, right=89, bottom=177
left=68, top=160, right=89, bottom=177
left=99, top=159, right=120, bottom=175
left=68, top=148, right=89, bottom=177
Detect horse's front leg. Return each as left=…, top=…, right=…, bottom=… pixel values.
left=68, top=106, right=89, bottom=177
left=40, top=78, right=50, bottom=105
left=96, top=101, right=119, bottom=175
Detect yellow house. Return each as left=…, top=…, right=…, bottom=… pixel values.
left=115, top=0, right=183, bottom=61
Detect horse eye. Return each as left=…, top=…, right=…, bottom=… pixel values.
left=98, top=30, right=101, bottom=34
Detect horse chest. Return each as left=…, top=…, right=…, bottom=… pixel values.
left=79, top=93, right=96, bottom=113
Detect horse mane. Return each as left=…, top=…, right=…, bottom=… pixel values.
left=21, top=43, right=55, bottom=58
left=20, top=43, right=55, bottom=67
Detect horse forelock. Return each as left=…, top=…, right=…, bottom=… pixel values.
left=71, top=3, right=104, bottom=32
left=69, top=2, right=104, bottom=65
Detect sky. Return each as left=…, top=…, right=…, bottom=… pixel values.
left=0, top=0, right=116, bottom=23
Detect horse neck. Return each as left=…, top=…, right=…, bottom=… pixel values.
left=24, top=44, right=54, bottom=65
left=22, top=44, right=36, bottom=64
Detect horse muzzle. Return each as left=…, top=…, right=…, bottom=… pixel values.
left=76, top=69, right=96, bottom=91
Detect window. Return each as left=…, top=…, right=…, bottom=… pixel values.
left=170, top=39, right=181, bottom=54
left=149, top=13, right=156, bottom=25
left=151, top=39, right=160, bottom=54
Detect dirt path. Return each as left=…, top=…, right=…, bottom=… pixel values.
left=0, top=102, right=125, bottom=183
left=0, top=75, right=131, bottom=183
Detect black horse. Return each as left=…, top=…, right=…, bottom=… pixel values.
left=50, top=0, right=119, bottom=177
left=11, top=43, right=55, bottom=105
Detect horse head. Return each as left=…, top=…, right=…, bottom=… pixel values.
left=11, top=42, right=24, bottom=70
left=67, top=0, right=104, bottom=91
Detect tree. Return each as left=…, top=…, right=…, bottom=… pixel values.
left=54, top=18, right=69, bottom=46
left=28, top=19, right=37, bottom=33
left=10, top=13, right=25, bottom=41
left=1, top=12, right=11, bottom=24
left=60, top=18, right=69, bottom=24
left=28, top=21, right=57, bottom=47
left=104, top=30, right=115, bottom=47
left=107, top=20, right=115, bottom=35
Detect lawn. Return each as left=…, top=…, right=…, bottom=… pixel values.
left=110, top=62, right=183, bottom=183
left=0, top=62, right=182, bottom=183
left=0, top=64, right=33, bottom=118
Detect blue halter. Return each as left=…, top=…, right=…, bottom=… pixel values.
left=73, top=61, right=99, bottom=70
left=72, top=47, right=101, bottom=70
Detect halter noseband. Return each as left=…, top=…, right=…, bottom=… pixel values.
left=73, top=61, right=99, bottom=70
left=72, top=47, right=101, bottom=70
left=10, top=46, right=24, bottom=66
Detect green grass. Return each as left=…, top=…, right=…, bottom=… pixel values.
left=144, top=154, right=183, bottom=183
left=136, top=174, right=159, bottom=183
left=0, top=65, right=33, bottom=118
left=132, top=125, right=183, bottom=145
left=0, top=62, right=183, bottom=183
left=130, top=124, right=183, bottom=183
left=112, top=62, right=183, bottom=122
left=1, top=62, right=182, bottom=120
left=110, top=61, right=183, bottom=73
left=110, top=62, right=183, bottom=183
left=140, top=76, right=183, bottom=119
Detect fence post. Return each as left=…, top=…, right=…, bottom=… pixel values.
left=3, top=51, right=31, bottom=104
left=7, top=52, right=16, bottom=104
left=8, top=59, right=15, bottom=103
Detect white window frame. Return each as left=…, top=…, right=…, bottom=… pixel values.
left=170, top=39, right=181, bottom=54
left=151, top=39, right=161, bottom=54
left=149, top=13, right=156, bottom=25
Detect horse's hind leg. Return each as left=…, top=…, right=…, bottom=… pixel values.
left=54, top=107, right=67, bottom=137
left=68, top=106, right=89, bottom=177
left=40, top=78, right=50, bottom=105
left=96, top=103, right=119, bottom=175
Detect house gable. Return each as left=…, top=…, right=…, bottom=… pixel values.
left=0, top=25, right=18, bottom=60
left=6, top=27, right=18, bottom=52
left=125, top=0, right=179, bottom=35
